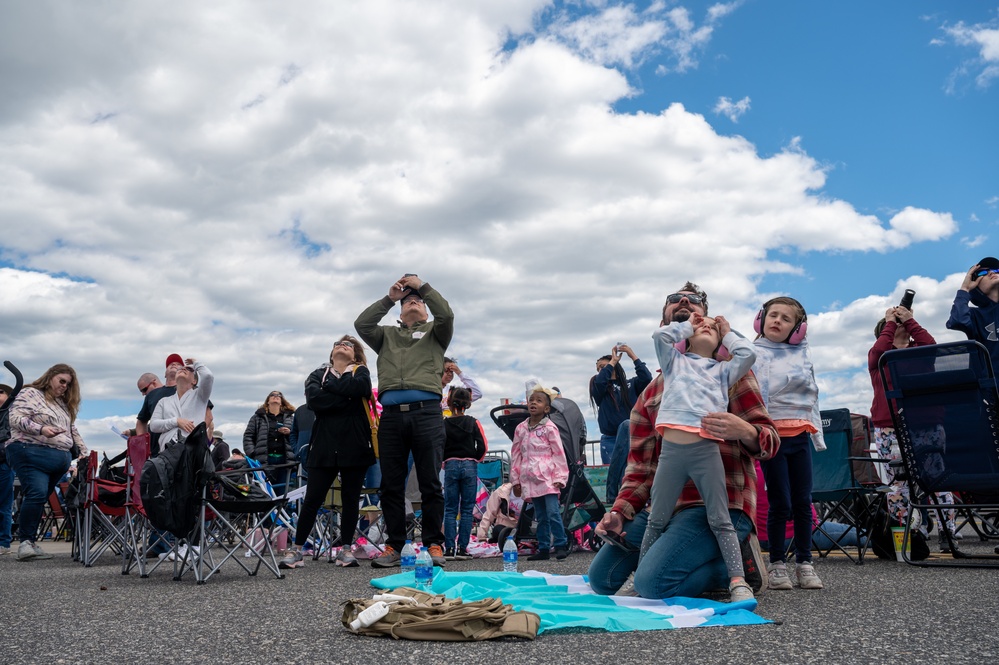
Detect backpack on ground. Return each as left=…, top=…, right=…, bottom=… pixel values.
left=342, top=587, right=539, bottom=641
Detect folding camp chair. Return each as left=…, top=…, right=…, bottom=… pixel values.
left=309, top=481, right=384, bottom=561
left=191, top=460, right=298, bottom=583
left=119, top=434, right=178, bottom=577
left=879, top=340, right=999, bottom=568
left=809, top=409, right=887, bottom=564
left=477, top=457, right=507, bottom=493
left=78, top=451, right=130, bottom=567
left=37, top=483, right=71, bottom=542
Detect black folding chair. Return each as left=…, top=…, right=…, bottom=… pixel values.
left=879, top=340, right=999, bottom=568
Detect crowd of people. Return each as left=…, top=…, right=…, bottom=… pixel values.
left=2, top=261, right=997, bottom=602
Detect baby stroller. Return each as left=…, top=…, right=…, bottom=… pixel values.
left=489, top=397, right=605, bottom=552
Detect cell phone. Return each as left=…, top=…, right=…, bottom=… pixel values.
left=403, top=273, right=417, bottom=278
left=598, top=529, right=638, bottom=552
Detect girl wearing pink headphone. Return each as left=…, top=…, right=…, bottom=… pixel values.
left=752, top=296, right=826, bottom=592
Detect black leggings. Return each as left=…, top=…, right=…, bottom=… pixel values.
left=295, top=465, right=368, bottom=547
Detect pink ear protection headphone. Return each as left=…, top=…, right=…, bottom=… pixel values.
left=753, top=297, right=807, bottom=345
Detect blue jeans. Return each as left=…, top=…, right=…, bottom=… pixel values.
left=0, top=461, right=14, bottom=548
left=605, top=421, right=631, bottom=503
left=532, top=492, right=567, bottom=550
left=587, top=507, right=753, bottom=598
left=599, top=433, right=616, bottom=465
left=760, top=433, right=813, bottom=564
left=443, top=459, right=478, bottom=551
left=378, top=404, right=446, bottom=551
left=4, top=442, right=71, bottom=543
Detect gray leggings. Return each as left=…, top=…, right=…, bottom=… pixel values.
left=640, top=439, right=744, bottom=579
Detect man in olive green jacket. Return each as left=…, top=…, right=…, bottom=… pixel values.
left=355, top=274, right=453, bottom=567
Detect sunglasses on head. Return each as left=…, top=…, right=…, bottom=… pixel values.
left=975, top=268, right=999, bottom=278
left=665, top=293, right=705, bottom=305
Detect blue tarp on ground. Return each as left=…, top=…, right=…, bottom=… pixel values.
left=371, top=570, right=769, bottom=633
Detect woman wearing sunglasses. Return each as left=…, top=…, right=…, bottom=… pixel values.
left=5, top=364, right=88, bottom=560
left=948, top=257, right=999, bottom=376
left=243, top=389, right=297, bottom=466
left=279, top=335, right=377, bottom=569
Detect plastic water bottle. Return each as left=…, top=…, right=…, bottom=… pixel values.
left=401, top=540, right=416, bottom=573
left=415, top=546, right=433, bottom=590
left=503, top=537, right=518, bottom=573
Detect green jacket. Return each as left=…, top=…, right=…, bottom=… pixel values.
left=354, top=283, right=454, bottom=396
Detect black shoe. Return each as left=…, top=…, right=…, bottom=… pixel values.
left=444, top=547, right=456, bottom=561
left=554, top=546, right=569, bottom=560
left=455, top=548, right=472, bottom=560
left=527, top=550, right=550, bottom=561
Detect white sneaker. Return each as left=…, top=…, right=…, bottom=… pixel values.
left=767, top=562, right=794, bottom=591
left=795, top=563, right=824, bottom=590
left=16, top=541, right=37, bottom=561
left=32, top=543, right=54, bottom=560
left=614, top=572, right=639, bottom=597
left=729, top=581, right=755, bottom=603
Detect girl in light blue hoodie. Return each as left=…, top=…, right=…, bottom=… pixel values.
left=752, top=297, right=825, bottom=592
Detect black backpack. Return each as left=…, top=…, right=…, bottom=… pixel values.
left=140, top=423, right=212, bottom=537
left=870, top=495, right=930, bottom=562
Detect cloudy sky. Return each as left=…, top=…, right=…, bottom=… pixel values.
left=2, top=1, right=997, bottom=456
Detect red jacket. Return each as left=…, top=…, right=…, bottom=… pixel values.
left=868, top=319, right=936, bottom=428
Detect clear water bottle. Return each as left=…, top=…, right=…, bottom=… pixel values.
left=401, top=540, right=416, bottom=573
left=415, top=546, right=433, bottom=590
left=503, top=537, right=518, bottom=573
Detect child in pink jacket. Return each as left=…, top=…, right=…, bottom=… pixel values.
left=510, top=385, right=570, bottom=561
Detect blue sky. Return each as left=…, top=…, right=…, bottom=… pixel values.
left=1, top=1, right=997, bottom=454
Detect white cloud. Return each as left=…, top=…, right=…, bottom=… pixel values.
left=962, top=234, right=988, bottom=248
left=543, top=1, right=740, bottom=73
left=938, top=19, right=999, bottom=90
left=713, top=95, right=751, bottom=122
left=0, top=1, right=961, bottom=454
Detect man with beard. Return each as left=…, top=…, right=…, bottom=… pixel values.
left=588, top=282, right=779, bottom=599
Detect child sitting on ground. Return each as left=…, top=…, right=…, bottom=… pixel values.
left=644, top=312, right=757, bottom=603
left=510, top=385, right=570, bottom=561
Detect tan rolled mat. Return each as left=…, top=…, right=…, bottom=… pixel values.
left=342, top=587, right=540, bottom=641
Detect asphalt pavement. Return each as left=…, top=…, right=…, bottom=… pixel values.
left=2, top=537, right=997, bottom=665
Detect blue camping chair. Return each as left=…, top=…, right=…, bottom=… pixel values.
left=879, top=340, right=999, bottom=568
left=808, top=409, right=886, bottom=564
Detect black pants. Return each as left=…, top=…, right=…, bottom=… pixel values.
left=295, top=465, right=368, bottom=547
left=378, top=405, right=445, bottom=550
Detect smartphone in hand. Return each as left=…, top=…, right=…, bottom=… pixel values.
left=598, top=529, right=638, bottom=552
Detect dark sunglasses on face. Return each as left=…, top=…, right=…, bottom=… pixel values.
left=139, top=384, right=153, bottom=395
left=665, top=293, right=705, bottom=305
left=975, top=268, right=999, bottom=278
left=333, top=340, right=354, bottom=348
left=269, top=392, right=283, bottom=398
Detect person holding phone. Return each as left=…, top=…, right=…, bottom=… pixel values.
left=589, top=343, right=652, bottom=464
left=948, top=256, right=999, bottom=376
left=243, top=390, right=297, bottom=465
left=5, top=364, right=89, bottom=561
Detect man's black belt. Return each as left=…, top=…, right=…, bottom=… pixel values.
left=381, top=400, right=439, bottom=413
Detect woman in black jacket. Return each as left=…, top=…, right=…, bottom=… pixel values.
left=242, top=391, right=296, bottom=464
left=279, top=334, right=376, bottom=569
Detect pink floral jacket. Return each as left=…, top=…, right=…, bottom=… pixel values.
left=510, top=416, right=569, bottom=500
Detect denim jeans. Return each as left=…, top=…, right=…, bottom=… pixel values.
left=605, top=421, right=631, bottom=503
left=532, top=492, right=567, bottom=550
left=0, top=461, right=14, bottom=548
left=443, top=459, right=478, bottom=550
left=377, top=404, right=446, bottom=551
left=4, top=442, right=71, bottom=543
left=599, top=433, right=616, bottom=465
left=760, top=433, right=814, bottom=564
left=587, top=506, right=753, bottom=598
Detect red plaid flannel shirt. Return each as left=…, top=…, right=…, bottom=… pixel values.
left=612, top=370, right=779, bottom=529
